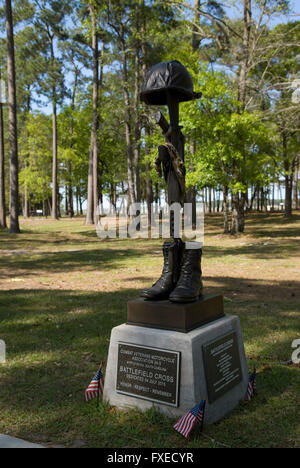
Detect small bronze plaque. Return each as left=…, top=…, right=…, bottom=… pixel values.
left=203, top=331, right=243, bottom=403
left=116, top=343, right=181, bottom=407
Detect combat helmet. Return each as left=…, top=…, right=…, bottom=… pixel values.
left=140, top=60, right=201, bottom=106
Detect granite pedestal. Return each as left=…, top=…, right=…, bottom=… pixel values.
left=103, top=315, right=249, bottom=423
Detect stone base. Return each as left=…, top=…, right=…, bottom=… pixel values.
left=103, top=315, right=249, bottom=424
left=127, top=294, right=224, bottom=333
left=0, top=435, right=44, bottom=449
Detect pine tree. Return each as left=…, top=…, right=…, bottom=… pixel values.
left=5, top=0, right=20, bottom=233
left=0, top=72, right=6, bottom=229
left=33, top=0, right=73, bottom=220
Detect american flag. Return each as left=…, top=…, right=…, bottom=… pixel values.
left=85, top=367, right=104, bottom=402
left=174, top=400, right=206, bottom=439
left=246, top=369, right=256, bottom=401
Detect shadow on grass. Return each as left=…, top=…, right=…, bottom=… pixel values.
left=0, top=248, right=144, bottom=279
left=204, top=241, right=300, bottom=259
left=0, top=288, right=135, bottom=349
left=203, top=274, right=300, bottom=300
left=0, top=237, right=299, bottom=282
left=203, top=212, right=300, bottom=239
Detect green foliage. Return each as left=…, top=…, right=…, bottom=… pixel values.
left=158, top=46, right=277, bottom=194
left=19, top=113, right=52, bottom=204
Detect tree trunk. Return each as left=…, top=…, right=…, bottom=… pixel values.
left=231, top=192, right=240, bottom=234
left=249, top=185, right=257, bottom=211
left=65, top=185, right=68, bottom=214
left=23, top=163, right=30, bottom=218
left=67, top=163, right=74, bottom=218
left=145, top=160, right=153, bottom=229
left=86, top=4, right=99, bottom=225
left=231, top=191, right=246, bottom=234
left=285, top=175, right=293, bottom=218
left=141, top=7, right=151, bottom=230
left=223, top=185, right=229, bottom=233
left=0, top=102, right=7, bottom=229
left=292, top=155, right=299, bottom=210
left=208, top=187, right=212, bottom=213
left=43, top=199, right=47, bottom=218
left=238, top=0, right=252, bottom=109
left=5, top=0, right=20, bottom=233
left=187, top=1, right=201, bottom=218
left=120, top=28, right=136, bottom=207
left=144, top=125, right=154, bottom=230
left=192, top=0, right=201, bottom=51
left=133, top=51, right=141, bottom=204
left=283, top=132, right=293, bottom=218
left=23, top=89, right=31, bottom=219
left=50, top=34, right=58, bottom=220
left=187, top=182, right=197, bottom=228
left=76, top=188, right=79, bottom=216
left=91, top=4, right=99, bottom=225
left=51, top=97, right=58, bottom=219
left=76, top=186, right=83, bottom=216
left=238, top=192, right=247, bottom=232
left=67, top=65, right=78, bottom=220
left=230, top=0, right=252, bottom=236
left=86, top=146, right=94, bottom=224
left=133, top=2, right=141, bottom=204
left=261, top=188, right=266, bottom=212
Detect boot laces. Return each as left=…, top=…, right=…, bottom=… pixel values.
left=178, top=250, right=198, bottom=287
left=153, top=250, right=171, bottom=288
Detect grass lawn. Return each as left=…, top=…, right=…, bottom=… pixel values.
left=0, top=212, right=299, bottom=448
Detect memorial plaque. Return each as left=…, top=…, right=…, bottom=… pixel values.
left=116, top=342, right=181, bottom=407
left=203, top=331, right=243, bottom=404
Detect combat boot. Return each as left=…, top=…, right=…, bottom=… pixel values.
left=141, top=239, right=184, bottom=301
left=169, top=248, right=203, bottom=303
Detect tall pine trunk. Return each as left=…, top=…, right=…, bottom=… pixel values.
left=133, top=52, right=141, bottom=204
left=86, top=146, right=94, bottom=224
left=51, top=98, right=58, bottom=219
left=120, top=30, right=136, bottom=207
left=141, top=12, right=152, bottom=231
left=238, top=0, right=251, bottom=108
left=285, top=175, right=293, bottom=218
left=223, top=185, right=229, bottom=233
left=187, top=1, right=202, bottom=224
left=0, top=101, right=6, bottom=229
left=67, top=67, right=78, bottom=219
left=231, top=0, right=252, bottom=234
left=133, top=2, right=141, bottom=205
left=292, top=154, right=299, bottom=210
left=67, top=161, right=74, bottom=218
left=283, top=132, right=293, bottom=218
left=50, top=35, right=58, bottom=220
left=86, top=4, right=99, bottom=225
left=23, top=161, right=30, bottom=218
left=24, top=88, right=31, bottom=219
left=5, top=0, right=20, bottom=233
left=231, top=192, right=240, bottom=235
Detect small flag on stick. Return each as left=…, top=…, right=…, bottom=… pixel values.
left=246, top=369, right=256, bottom=401
left=173, top=400, right=206, bottom=439
left=85, top=366, right=104, bottom=404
